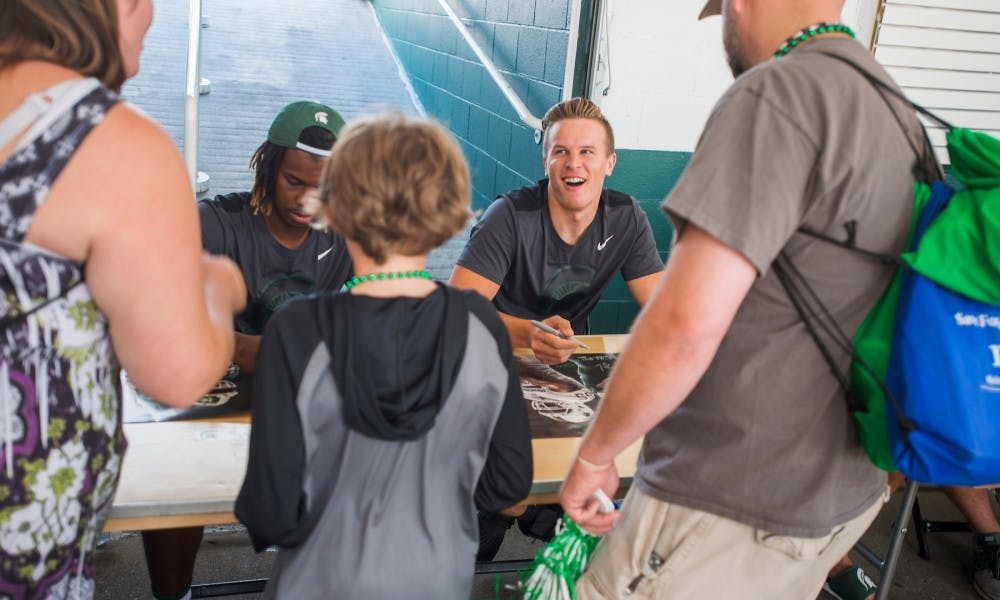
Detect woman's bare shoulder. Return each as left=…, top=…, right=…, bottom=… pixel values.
left=100, top=102, right=186, bottom=170
left=72, top=100, right=192, bottom=212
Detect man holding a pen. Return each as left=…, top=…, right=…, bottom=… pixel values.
left=450, top=97, right=662, bottom=559
left=450, top=97, right=663, bottom=365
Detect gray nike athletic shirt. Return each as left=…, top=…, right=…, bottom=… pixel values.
left=199, top=192, right=352, bottom=335
left=456, top=180, right=662, bottom=334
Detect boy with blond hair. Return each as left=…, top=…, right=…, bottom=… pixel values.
left=236, top=114, right=533, bottom=599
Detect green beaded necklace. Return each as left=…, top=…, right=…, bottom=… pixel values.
left=342, top=270, right=432, bottom=291
left=774, top=22, right=855, bottom=59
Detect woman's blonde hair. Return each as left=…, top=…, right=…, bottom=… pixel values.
left=0, top=0, right=128, bottom=92
left=320, top=113, right=472, bottom=265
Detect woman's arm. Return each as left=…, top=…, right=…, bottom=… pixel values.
left=29, top=103, right=245, bottom=407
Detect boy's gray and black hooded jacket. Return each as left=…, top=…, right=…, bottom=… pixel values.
left=235, top=284, right=532, bottom=599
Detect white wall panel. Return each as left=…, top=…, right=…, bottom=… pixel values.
left=874, top=1, right=1000, bottom=163
left=887, top=67, right=1000, bottom=93
left=876, top=47, right=1000, bottom=72
left=596, top=1, right=728, bottom=152
left=907, top=88, right=1000, bottom=112
left=595, top=0, right=1000, bottom=155
left=882, top=4, right=1000, bottom=32
left=598, top=1, right=885, bottom=152
left=889, top=0, right=1000, bottom=11
left=878, top=26, right=1000, bottom=53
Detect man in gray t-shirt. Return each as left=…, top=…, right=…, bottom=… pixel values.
left=559, top=1, right=938, bottom=598
left=451, top=98, right=662, bottom=365
left=451, top=98, right=662, bottom=561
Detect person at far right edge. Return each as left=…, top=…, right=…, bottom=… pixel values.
left=558, top=1, right=965, bottom=599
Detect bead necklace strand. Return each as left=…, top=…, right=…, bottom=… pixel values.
left=774, top=22, right=855, bottom=59
left=342, top=270, right=433, bottom=291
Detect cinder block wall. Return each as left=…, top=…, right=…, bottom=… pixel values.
left=372, top=0, right=694, bottom=334
left=593, top=150, right=689, bottom=333
left=372, top=0, right=571, bottom=210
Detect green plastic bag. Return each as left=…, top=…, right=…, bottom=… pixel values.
left=903, top=129, right=1000, bottom=306
left=518, top=490, right=614, bottom=600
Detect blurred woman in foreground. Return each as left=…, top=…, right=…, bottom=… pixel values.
left=0, top=1, right=246, bottom=597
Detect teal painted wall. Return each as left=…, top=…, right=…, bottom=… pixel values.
left=589, top=149, right=691, bottom=333
left=370, top=1, right=692, bottom=334
left=371, top=0, right=570, bottom=210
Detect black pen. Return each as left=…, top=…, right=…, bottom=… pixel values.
left=529, top=320, right=591, bottom=349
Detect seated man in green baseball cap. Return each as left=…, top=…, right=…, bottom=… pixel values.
left=141, top=100, right=353, bottom=600
left=199, top=100, right=352, bottom=379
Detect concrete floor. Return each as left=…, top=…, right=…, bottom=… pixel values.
left=94, top=488, right=989, bottom=599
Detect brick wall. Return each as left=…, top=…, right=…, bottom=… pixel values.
left=372, top=0, right=572, bottom=210
left=589, top=149, right=690, bottom=334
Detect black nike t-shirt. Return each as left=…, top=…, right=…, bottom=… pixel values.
left=456, top=180, right=662, bottom=334
left=199, top=192, right=353, bottom=335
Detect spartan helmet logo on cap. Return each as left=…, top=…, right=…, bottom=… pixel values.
left=315, top=112, right=329, bottom=125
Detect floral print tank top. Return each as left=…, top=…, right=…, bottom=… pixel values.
left=0, top=79, right=126, bottom=599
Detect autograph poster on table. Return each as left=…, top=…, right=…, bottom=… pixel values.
left=122, top=365, right=251, bottom=423
left=126, top=346, right=621, bottom=429
left=516, top=350, right=618, bottom=438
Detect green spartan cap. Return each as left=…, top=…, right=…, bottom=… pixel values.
left=267, top=101, right=346, bottom=157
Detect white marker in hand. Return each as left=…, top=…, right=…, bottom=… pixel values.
left=529, top=320, right=592, bottom=350
left=592, top=488, right=615, bottom=514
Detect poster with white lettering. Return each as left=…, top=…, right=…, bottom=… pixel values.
left=123, top=366, right=251, bottom=423
left=517, top=352, right=618, bottom=438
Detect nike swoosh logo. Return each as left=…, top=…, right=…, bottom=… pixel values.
left=317, top=246, right=335, bottom=260
left=597, top=235, right=614, bottom=251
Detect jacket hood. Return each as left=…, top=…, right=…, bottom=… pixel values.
left=322, top=284, right=468, bottom=441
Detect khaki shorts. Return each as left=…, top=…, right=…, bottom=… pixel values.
left=577, top=486, right=889, bottom=599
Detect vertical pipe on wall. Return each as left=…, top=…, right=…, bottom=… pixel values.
left=841, top=0, right=881, bottom=51
left=562, top=0, right=584, bottom=101
left=586, top=0, right=611, bottom=105
left=183, top=0, right=203, bottom=192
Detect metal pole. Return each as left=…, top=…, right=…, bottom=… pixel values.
left=874, top=480, right=920, bottom=600
left=435, top=0, right=543, bottom=132
left=183, top=0, right=203, bottom=192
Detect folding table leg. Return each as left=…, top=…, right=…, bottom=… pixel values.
left=911, top=494, right=931, bottom=560
left=874, top=480, right=920, bottom=600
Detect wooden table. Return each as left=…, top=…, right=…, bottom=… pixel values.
left=105, top=334, right=636, bottom=532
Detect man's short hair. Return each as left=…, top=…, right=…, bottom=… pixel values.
left=541, top=98, right=615, bottom=154
left=320, top=113, right=472, bottom=264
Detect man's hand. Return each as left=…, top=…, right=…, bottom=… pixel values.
left=201, top=253, right=247, bottom=314
left=233, top=332, right=261, bottom=375
left=530, top=315, right=580, bottom=364
left=559, top=457, right=620, bottom=535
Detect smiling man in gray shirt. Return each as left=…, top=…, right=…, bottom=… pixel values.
left=451, top=98, right=662, bottom=366
left=451, top=97, right=662, bottom=561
